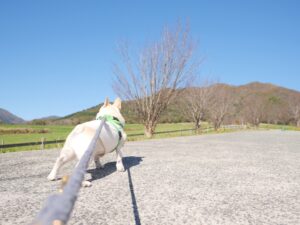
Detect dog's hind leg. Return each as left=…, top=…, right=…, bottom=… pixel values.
left=94, top=154, right=104, bottom=169
left=93, top=138, right=105, bottom=169
left=116, top=148, right=125, bottom=172
left=47, top=148, right=75, bottom=181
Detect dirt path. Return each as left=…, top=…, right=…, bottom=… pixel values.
left=0, top=130, right=299, bottom=225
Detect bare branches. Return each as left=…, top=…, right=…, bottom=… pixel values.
left=243, top=94, right=266, bottom=126
left=288, top=97, right=300, bottom=127
left=113, top=23, right=199, bottom=137
left=208, top=85, right=233, bottom=130
left=181, top=78, right=215, bottom=129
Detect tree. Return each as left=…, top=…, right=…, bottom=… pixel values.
left=243, top=94, right=266, bottom=126
left=181, top=79, right=214, bottom=129
left=265, top=95, right=282, bottom=124
left=113, top=23, right=199, bottom=137
left=288, top=98, right=300, bottom=127
left=208, top=85, right=232, bottom=130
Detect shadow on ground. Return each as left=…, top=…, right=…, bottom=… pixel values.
left=87, top=156, right=143, bottom=182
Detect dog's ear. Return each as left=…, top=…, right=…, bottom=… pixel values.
left=113, top=97, right=122, bottom=110
left=104, top=97, right=110, bottom=107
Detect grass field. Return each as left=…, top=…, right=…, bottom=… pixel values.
left=0, top=124, right=73, bottom=144
left=1, top=122, right=299, bottom=153
left=260, top=123, right=300, bottom=131
left=0, top=122, right=201, bottom=152
left=0, top=123, right=200, bottom=144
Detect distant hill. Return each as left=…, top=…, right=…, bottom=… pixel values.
left=34, top=115, right=60, bottom=120
left=29, top=116, right=61, bottom=123
left=219, top=82, right=300, bottom=124
left=44, top=82, right=300, bottom=125
left=0, top=108, right=25, bottom=124
left=27, top=115, right=61, bottom=125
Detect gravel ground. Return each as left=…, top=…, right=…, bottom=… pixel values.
left=0, top=130, right=300, bottom=225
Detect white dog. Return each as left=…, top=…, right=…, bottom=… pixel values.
left=47, top=98, right=127, bottom=186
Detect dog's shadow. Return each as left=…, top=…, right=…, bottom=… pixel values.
left=86, top=156, right=143, bottom=182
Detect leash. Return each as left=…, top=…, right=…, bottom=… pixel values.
left=32, top=118, right=106, bottom=225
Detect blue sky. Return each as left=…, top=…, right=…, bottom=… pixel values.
left=0, top=0, right=299, bottom=120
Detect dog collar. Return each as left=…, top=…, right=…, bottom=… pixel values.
left=96, top=115, right=124, bottom=131
left=96, top=115, right=124, bottom=150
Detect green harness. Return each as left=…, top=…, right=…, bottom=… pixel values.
left=96, top=115, right=124, bottom=150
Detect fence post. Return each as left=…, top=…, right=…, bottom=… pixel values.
left=41, top=137, right=45, bottom=150
left=0, top=139, right=3, bottom=153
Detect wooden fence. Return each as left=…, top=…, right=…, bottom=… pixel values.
left=0, top=125, right=246, bottom=151
left=0, top=139, right=65, bottom=149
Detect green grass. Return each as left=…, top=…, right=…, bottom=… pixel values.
left=0, top=124, right=74, bottom=153
left=0, top=123, right=199, bottom=142
left=126, top=122, right=197, bottom=141
left=0, top=124, right=74, bottom=144
left=125, top=122, right=201, bottom=135
left=1, top=122, right=299, bottom=153
left=259, top=123, right=300, bottom=131
left=0, top=123, right=199, bottom=152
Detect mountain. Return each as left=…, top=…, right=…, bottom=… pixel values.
left=0, top=108, right=25, bottom=124
left=33, top=115, right=60, bottom=120
left=27, top=115, right=62, bottom=125
left=45, top=82, right=300, bottom=125
left=222, top=82, right=300, bottom=124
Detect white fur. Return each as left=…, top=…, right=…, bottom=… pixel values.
left=47, top=98, right=127, bottom=186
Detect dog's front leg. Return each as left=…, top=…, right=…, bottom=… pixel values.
left=94, top=155, right=104, bottom=169
left=116, top=148, right=125, bottom=172
left=73, top=160, right=93, bottom=187
left=82, top=180, right=92, bottom=187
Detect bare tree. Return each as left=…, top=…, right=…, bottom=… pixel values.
left=181, top=78, right=214, bottom=129
left=113, top=23, right=199, bottom=137
left=264, top=95, right=283, bottom=124
left=208, top=85, right=232, bottom=130
left=243, top=94, right=266, bottom=126
left=288, top=98, right=300, bottom=127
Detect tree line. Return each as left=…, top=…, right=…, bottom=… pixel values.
left=113, top=22, right=300, bottom=137
left=179, top=82, right=300, bottom=130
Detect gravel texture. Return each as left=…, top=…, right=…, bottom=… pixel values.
left=0, top=130, right=300, bottom=225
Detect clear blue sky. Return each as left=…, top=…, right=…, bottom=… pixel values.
left=1, top=0, right=299, bottom=120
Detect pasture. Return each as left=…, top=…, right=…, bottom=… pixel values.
left=0, top=130, right=299, bottom=224
left=1, top=122, right=299, bottom=153
left=0, top=123, right=208, bottom=152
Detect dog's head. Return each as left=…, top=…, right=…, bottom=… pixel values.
left=96, top=97, right=125, bottom=126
